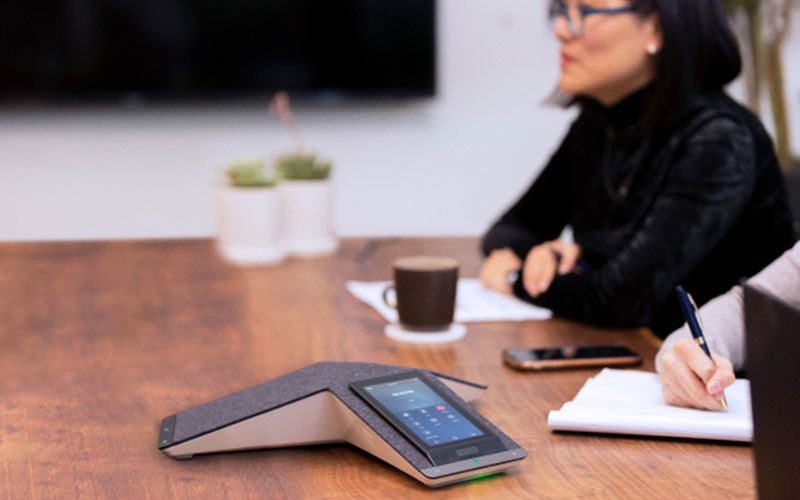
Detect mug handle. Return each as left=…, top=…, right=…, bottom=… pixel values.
left=382, top=285, right=397, bottom=308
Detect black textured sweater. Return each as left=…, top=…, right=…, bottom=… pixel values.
left=482, top=88, right=795, bottom=337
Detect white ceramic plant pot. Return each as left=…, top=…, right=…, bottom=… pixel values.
left=215, top=185, right=285, bottom=265
left=280, top=179, right=337, bottom=257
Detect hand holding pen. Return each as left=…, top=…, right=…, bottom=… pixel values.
left=674, top=285, right=730, bottom=411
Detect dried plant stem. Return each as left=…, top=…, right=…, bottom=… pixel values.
left=269, top=91, right=306, bottom=151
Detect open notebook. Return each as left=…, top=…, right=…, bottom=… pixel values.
left=548, top=368, right=752, bottom=442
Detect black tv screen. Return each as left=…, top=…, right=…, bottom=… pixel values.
left=1, top=0, right=436, bottom=104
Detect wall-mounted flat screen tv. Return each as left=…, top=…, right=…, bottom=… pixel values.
left=1, top=0, right=436, bottom=105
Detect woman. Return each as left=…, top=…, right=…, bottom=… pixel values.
left=657, top=240, right=800, bottom=410
left=480, top=0, right=794, bottom=336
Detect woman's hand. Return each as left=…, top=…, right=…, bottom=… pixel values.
left=479, top=248, right=522, bottom=295
left=522, top=240, right=582, bottom=297
left=659, top=338, right=735, bottom=410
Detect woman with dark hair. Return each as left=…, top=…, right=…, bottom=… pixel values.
left=479, top=0, right=795, bottom=337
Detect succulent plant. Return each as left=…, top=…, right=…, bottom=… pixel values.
left=225, top=157, right=277, bottom=187
left=275, top=152, right=332, bottom=181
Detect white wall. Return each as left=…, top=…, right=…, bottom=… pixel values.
left=1, top=1, right=798, bottom=242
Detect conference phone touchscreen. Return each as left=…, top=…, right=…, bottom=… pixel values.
left=350, top=371, right=505, bottom=465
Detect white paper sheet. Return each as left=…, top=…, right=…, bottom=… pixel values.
left=547, top=368, right=752, bottom=442
left=345, top=278, right=552, bottom=323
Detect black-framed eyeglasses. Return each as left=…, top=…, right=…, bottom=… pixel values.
left=549, top=0, right=637, bottom=37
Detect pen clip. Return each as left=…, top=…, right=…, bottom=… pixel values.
left=686, top=292, right=705, bottom=332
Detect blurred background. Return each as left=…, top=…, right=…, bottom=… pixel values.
left=1, top=0, right=798, bottom=242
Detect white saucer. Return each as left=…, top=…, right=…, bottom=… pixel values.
left=384, top=323, right=467, bottom=344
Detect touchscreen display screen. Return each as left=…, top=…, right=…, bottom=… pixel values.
left=360, top=376, right=484, bottom=446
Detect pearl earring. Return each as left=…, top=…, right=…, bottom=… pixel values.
left=647, top=43, right=659, bottom=55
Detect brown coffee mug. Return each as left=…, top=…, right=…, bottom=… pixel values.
left=382, top=255, right=459, bottom=331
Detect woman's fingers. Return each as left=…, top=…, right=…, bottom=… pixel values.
left=480, top=248, right=521, bottom=295
left=660, top=339, right=732, bottom=411
left=522, top=240, right=583, bottom=296
left=523, top=244, right=559, bottom=296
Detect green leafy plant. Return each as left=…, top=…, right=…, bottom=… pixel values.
left=225, top=157, right=277, bottom=187
left=275, top=152, right=332, bottom=180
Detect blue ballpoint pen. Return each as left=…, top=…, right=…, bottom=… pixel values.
left=675, top=285, right=729, bottom=411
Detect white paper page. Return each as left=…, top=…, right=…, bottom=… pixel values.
left=547, top=369, right=752, bottom=442
left=346, top=278, right=552, bottom=323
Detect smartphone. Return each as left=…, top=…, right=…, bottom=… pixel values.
left=502, top=344, right=642, bottom=371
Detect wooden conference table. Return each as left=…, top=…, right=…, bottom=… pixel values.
left=0, top=238, right=753, bottom=498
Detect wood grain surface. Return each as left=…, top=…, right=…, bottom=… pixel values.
left=0, top=238, right=754, bottom=499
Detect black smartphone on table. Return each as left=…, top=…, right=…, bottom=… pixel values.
left=502, top=344, right=642, bottom=371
